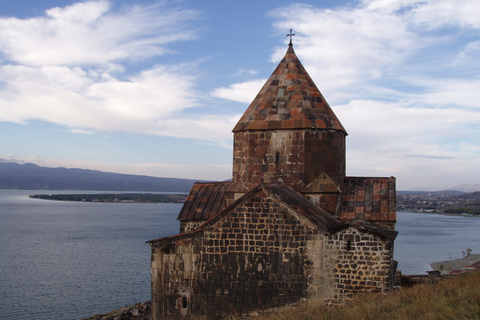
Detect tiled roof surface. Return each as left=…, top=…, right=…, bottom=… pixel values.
left=177, top=182, right=230, bottom=221
left=233, top=44, right=346, bottom=133
left=339, top=177, right=396, bottom=222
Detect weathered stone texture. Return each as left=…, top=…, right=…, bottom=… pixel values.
left=151, top=190, right=332, bottom=318
left=325, top=229, right=395, bottom=302
left=148, top=43, right=397, bottom=319
left=150, top=186, right=395, bottom=319
left=179, top=221, right=203, bottom=233
left=232, top=130, right=345, bottom=193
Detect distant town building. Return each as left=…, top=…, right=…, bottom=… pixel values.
left=148, top=41, right=397, bottom=319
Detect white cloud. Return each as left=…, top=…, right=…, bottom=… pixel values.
left=336, top=99, right=480, bottom=190
left=361, top=0, right=480, bottom=30
left=210, top=79, right=266, bottom=103
left=0, top=0, right=199, bottom=66
left=0, top=62, right=238, bottom=146
left=263, top=1, right=480, bottom=102
left=267, top=3, right=419, bottom=100
left=1, top=0, right=479, bottom=190
left=0, top=1, right=237, bottom=147
left=147, top=115, right=238, bottom=149
left=407, top=0, right=480, bottom=30
left=70, top=129, right=94, bottom=135
left=206, top=0, right=480, bottom=190
left=454, top=40, right=480, bottom=67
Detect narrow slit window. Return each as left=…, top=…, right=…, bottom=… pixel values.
left=346, top=239, right=352, bottom=251
left=182, top=297, right=187, bottom=309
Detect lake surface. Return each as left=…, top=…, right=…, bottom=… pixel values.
left=394, top=210, right=480, bottom=274
left=0, top=189, right=479, bottom=320
left=0, top=190, right=181, bottom=320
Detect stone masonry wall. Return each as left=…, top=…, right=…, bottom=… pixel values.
left=150, top=190, right=330, bottom=319
left=179, top=221, right=203, bottom=233
left=232, top=130, right=345, bottom=194
left=198, top=190, right=325, bottom=316
left=150, top=234, right=204, bottom=320
left=325, top=228, right=394, bottom=302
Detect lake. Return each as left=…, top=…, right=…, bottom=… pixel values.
left=0, top=189, right=479, bottom=320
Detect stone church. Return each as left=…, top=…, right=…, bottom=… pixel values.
left=148, top=41, right=397, bottom=319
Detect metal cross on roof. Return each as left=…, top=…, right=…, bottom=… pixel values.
left=286, top=28, right=295, bottom=45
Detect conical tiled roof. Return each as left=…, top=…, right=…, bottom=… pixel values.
left=233, top=44, right=346, bottom=133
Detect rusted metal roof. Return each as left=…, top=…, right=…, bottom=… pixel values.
left=233, top=44, right=346, bottom=134
left=339, top=177, right=396, bottom=222
left=177, top=181, right=230, bottom=222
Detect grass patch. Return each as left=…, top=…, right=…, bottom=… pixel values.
left=258, top=272, right=480, bottom=320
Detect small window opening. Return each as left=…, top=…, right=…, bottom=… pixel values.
left=346, top=240, right=352, bottom=251
left=275, top=152, right=280, bottom=164
left=182, top=297, right=187, bottom=309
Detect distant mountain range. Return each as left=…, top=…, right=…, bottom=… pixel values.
left=1, top=161, right=478, bottom=193
left=0, top=162, right=200, bottom=192
left=450, top=184, right=480, bottom=193
left=396, top=190, right=466, bottom=196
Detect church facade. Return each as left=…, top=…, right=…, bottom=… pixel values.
left=148, top=42, right=397, bottom=319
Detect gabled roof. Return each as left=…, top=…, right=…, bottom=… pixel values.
left=339, top=177, right=396, bottom=222
left=233, top=44, right=346, bottom=134
left=148, top=182, right=397, bottom=244
left=177, top=181, right=230, bottom=222
left=262, top=183, right=338, bottom=231
left=329, top=219, right=398, bottom=240
left=303, top=173, right=341, bottom=193
left=201, top=183, right=337, bottom=232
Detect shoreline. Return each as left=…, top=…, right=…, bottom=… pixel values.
left=81, top=301, right=151, bottom=320
left=84, top=253, right=480, bottom=319
left=29, top=193, right=186, bottom=204
left=399, top=211, right=480, bottom=218
left=431, top=254, right=480, bottom=274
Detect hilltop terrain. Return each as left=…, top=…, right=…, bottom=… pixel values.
left=397, top=190, right=480, bottom=214
left=0, top=161, right=199, bottom=192
left=84, top=272, right=480, bottom=320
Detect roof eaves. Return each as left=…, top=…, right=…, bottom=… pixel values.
left=146, top=228, right=203, bottom=244
left=197, top=184, right=264, bottom=230
left=328, top=219, right=398, bottom=240
left=262, top=183, right=338, bottom=231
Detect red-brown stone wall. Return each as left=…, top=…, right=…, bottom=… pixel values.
left=232, top=130, right=345, bottom=193
left=304, top=130, right=346, bottom=187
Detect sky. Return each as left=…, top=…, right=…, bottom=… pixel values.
left=0, top=0, right=479, bottom=191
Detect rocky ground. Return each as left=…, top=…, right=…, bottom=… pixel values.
left=81, top=301, right=151, bottom=320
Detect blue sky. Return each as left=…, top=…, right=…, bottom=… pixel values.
left=0, top=0, right=479, bottom=191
